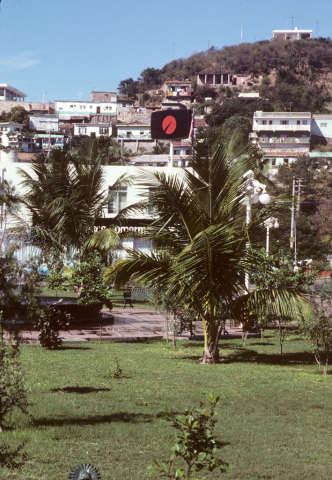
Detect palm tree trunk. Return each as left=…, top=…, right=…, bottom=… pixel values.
left=200, top=314, right=222, bottom=364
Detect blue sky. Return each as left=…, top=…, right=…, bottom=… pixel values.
left=0, top=0, right=330, bottom=103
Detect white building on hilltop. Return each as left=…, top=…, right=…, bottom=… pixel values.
left=272, top=27, right=312, bottom=41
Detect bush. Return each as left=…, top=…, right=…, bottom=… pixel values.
left=149, top=393, right=231, bottom=479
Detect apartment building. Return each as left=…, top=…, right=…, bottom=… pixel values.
left=251, top=111, right=312, bottom=171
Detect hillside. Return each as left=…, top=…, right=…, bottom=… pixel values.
left=119, top=38, right=332, bottom=126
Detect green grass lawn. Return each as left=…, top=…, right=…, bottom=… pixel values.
left=2, top=334, right=332, bottom=479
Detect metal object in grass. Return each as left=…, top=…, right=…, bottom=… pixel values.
left=69, top=463, right=101, bottom=480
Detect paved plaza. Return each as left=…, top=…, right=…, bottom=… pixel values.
left=8, top=308, right=252, bottom=345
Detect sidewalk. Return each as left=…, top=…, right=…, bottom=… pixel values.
left=11, top=308, right=254, bottom=345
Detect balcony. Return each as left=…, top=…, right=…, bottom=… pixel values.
left=254, top=112, right=311, bottom=118
left=258, top=137, right=310, bottom=144
left=253, top=124, right=311, bottom=132
left=167, top=91, right=191, bottom=97
left=118, top=133, right=152, bottom=140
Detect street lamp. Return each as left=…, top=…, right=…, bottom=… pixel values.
left=244, top=179, right=271, bottom=289
left=264, top=217, right=279, bottom=254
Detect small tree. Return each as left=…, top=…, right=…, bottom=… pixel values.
left=0, top=314, right=29, bottom=432
left=149, top=393, right=231, bottom=479
left=68, top=251, right=114, bottom=309
left=251, top=249, right=315, bottom=355
left=303, top=291, right=332, bottom=374
left=37, top=307, right=71, bottom=350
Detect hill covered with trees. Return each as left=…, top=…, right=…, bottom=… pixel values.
left=119, top=38, right=332, bottom=127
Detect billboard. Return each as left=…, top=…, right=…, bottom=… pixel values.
left=151, top=110, right=192, bottom=140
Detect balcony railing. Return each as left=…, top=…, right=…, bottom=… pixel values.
left=167, top=91, right=191, bottom=97
left=258, top=137, right=310, bottom=144
left=253, top=124, right=311, bottom=132
left=118, top=134, right=152, bottom=140
left=254, top=112, right=311, bottom=118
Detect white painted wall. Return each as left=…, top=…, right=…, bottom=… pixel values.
left=73, top=124, right=111, bottom=137
left=55, top=100, right=117, bottom=120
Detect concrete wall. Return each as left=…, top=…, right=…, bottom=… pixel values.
left=311, top=116, right=332, bottom=143
left=91, top=92, right=117, bottom=102
left=0, top=100, right=55, bottom=114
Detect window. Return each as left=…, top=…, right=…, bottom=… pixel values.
left=122, top=103, right=126, bottom=107
left=104, top=94, right=108, bottom=98
left=83, top=105, right=86, bottom=109
left=140, top=131, right=144, bottom=135
left=262, top=120, right=267, bottom=125
left=302, top=120, right=307, bottom=125
left=297, top=121, right=300, bottom=125
left=78, top=127, right=87, bottom=134
left=105, top=106, right=109, bottom=110
left=269, top=120, right=273, bottom=125
left=320, top=122, right=327, bottom=128
left=80, top=105, right=83, bottom=109
left=90, top=106, right=93, bottom=109
left=126, top=131, right=131, bottom=138
left=281, top=120, right=289, bottom=125
left=283, top=159, right=289, bottom=165
left=99, top=127, right=109, bottom=135
left=271, top=159, right=276, bottom=166
left=70, top=105, right=73, bottom=108
left=59, top=107, right=63, bottom=110
left=108, top=187, right=127, bottom=214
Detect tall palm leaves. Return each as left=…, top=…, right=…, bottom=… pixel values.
left=105, top=133, right=306, bottom=363
left=18, top=149, right=120, bottom=260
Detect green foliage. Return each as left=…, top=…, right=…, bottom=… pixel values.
left=221, top=116, right=252, bottom=142
left=303, top=291, right=332, bottom=374
left=37, top=307, right=71, bottom=349
left=250, top=249, right=316, bottom=292
left=205, top=98, right=274, bottom=127
left=250, top=249, right=316, bottom=354
left=68, top=251, right=114, bottom=309
left=152, top=141, right=170, bottom=155
left=111, top=356, right=124, bottom=379
left=149, top=393, right=231, bottom=479
left=0, top=315, right=29, bottom=431
left=0, top=106, right=30, bottom=131
left=118, top=77, right=141, bottom=97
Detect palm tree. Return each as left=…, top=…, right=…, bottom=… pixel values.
left=18, top=148, right=125, bottom=262
left=104, top=133, right=306, bottom=363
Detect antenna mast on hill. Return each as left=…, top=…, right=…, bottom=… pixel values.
left=241, top=23, right=243, bottom=43
left=316, top=20, right=319, bottom=38
left=77, top=92, right=83, bottom=101
left=284, top=15, right=301, bottom=29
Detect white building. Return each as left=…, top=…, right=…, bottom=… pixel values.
left=272, top=27, right=312, bottom=41
left=0, top=158, right=172, bottom=263
left=0, top=122, right=25, bottom=149
left=250, top=111, right=312, bottom=172
left=73, top=123, right=112, bottom=138
left=117, top=122, right=155, bottom=152
left=311, top=115, right=332, bottom=145
left=55, top=92, right=117, bottom=122
left=0, top=84, right=26, bottom=102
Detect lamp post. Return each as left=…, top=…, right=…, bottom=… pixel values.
left=245, top=179, right=271, bottom=290
left=264, top=217, right=279, bottom=254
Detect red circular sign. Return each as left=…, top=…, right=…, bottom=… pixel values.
left=162, top=115, right=177, bottom=135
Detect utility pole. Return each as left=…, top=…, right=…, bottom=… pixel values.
left=290, top=177, right=304, bottom=249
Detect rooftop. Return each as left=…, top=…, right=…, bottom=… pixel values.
left=0, top=84, right=27, bottom=97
